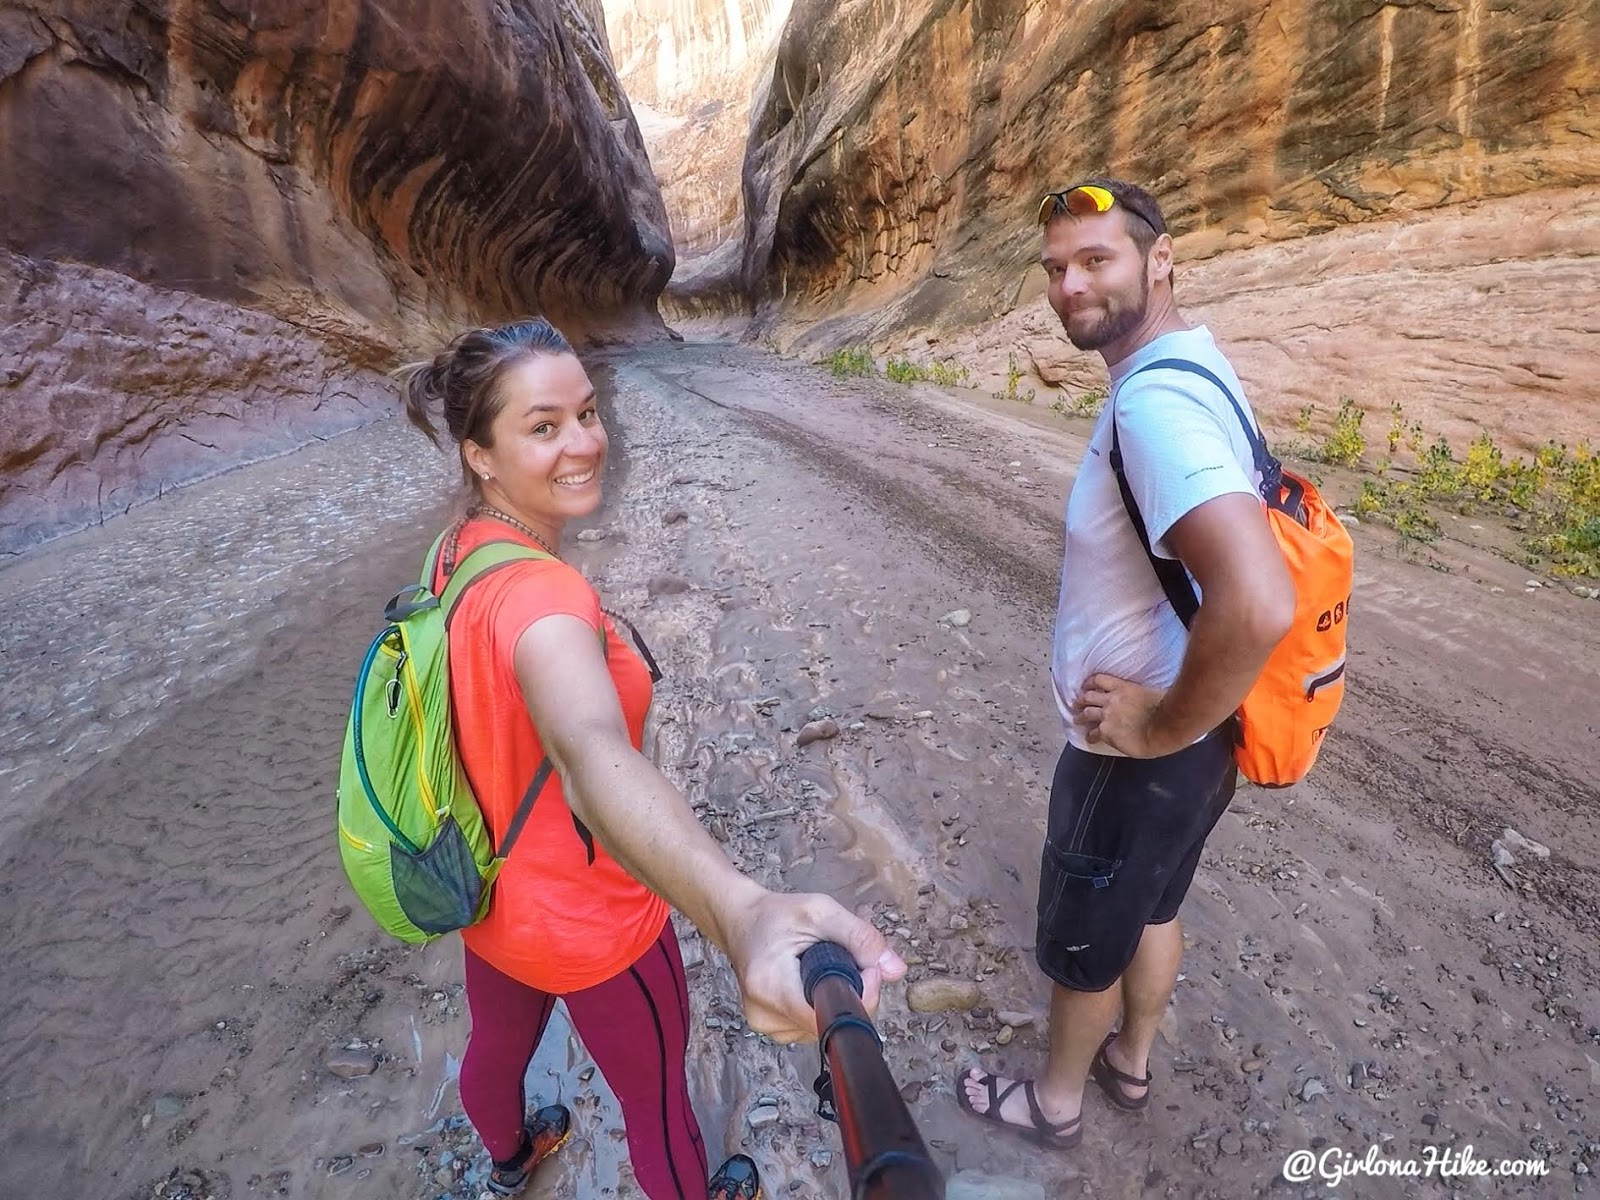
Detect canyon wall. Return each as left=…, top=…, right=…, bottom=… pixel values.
left=603, top=0, right=792, bottom=320
left=662, top=0, right=1600, bottom=448
left=0, top=0, right=672, bottom=552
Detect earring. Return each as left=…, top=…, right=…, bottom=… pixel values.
left=480, top=472, right=490, bottom=480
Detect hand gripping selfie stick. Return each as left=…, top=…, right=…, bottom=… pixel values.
left=800, top=942, right=944, bottom=1199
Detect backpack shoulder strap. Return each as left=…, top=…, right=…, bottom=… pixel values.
left=440, top=541, right=556, bottom=629
left=1130, top=357, right=1281, bottom=483
left=420, top=530, right=448, bottom=588
left=1109, top=415, right=1202, bottom=630
left=439, top=540, right=605, bottom=865
left=1108, top=358, right=1254, bottom=631
left=498, top=758, right=555, bottom=860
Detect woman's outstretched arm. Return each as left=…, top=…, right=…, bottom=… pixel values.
left=513, top=614, right=905, bottom=1042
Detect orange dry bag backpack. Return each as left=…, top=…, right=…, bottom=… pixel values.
left=1110, top=359, right=1354, bottom=787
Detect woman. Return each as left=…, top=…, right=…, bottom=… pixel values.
left=401, top=319, right=904, bottom=1198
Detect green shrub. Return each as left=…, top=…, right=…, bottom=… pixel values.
left=820, top=346, right=875, bottom=377
left=992, top=352, right=1036, bottom=404
left=1345, top=407, right=1599, bottom=577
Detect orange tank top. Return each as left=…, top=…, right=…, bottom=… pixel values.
left=437, top=518, right=668, bottom=992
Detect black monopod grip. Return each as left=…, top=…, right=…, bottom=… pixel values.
left=799, top=942, right=944, bottom=1200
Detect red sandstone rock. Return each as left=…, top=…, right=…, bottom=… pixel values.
left=0, top=0, right=672, bottom=552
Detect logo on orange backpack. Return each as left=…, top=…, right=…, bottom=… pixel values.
left=1315, top=598, right=1350, bottom=633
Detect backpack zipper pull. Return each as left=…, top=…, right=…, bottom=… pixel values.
left=385, top=649, right=408, bottom=718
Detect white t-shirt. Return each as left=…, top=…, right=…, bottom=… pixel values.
left=1050, top=326, right=1263, bottom=754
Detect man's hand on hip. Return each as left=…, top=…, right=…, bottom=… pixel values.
left=1071, top=673, right=1187, bottom=758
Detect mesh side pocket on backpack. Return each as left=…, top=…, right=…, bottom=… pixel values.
left=390, top=816, right=486, bottom=935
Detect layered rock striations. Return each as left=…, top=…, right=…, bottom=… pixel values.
left=604, top=0, right=792, bottom=321
left=723, top=0, right=1599, bottom=446
left=1, top=0, right=672, bottom=553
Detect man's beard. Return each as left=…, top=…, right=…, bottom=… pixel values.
left=1062, top=273, right=1149, bottom=351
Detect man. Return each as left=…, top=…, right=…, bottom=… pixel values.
left=958, top=178, right=1295, bottom=1146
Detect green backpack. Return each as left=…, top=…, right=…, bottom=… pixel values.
left=335, top=534, right=556, bottom=943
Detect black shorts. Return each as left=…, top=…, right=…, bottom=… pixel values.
left=1035, top=730, right=1238, bottom=992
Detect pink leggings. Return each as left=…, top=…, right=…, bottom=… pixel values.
left=459, top=924, right=707, bottom=1199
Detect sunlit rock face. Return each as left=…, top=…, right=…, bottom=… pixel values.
left=720, top=0, right=1598, bottom=446
left=604, top=0, right=792, bottom=323
left=1, top=0, right=672, bottom=552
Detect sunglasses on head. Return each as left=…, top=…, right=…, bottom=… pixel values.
left=1036, top=184, right=1156, bottom=233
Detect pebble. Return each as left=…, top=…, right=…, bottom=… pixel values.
left=797, top=718, right=841, bottom=747
left=1502, top=827, right=1551, bottom=859
left=576, top=528, right=607, bottom=542
left=912, top=710, right=934, bottom=720
left=680, top=939, right=705, bottom=972
left=1300, top=1078, right=1329, bottom=1102
left=647, top=574, right=691, bottom=597
left=325, top=1048, right=378, bottom=1078
left=152, top=1094, right=186, bottom=1118
left=941, top=609, right=972, bottom=628
left=357, top=1142, right=384, bottom=1158
left=900, top=1081, right=924, bottom=1103
left=326, top=1156, right=354, bottom=1176
left=996, top=1011, right=1034, bottom=1028
left=810, top=1149, right=833, bottom=1170
left=661, top=508, right=688, bottom=526
left=1220, top=1133, right=1243, bottom=1155
left=996, top=1026, right=1015, bottom=1046
left=908, top=978, right=982, bottom=1013
left=748, top=1104, right=781, bottom=1130
left=1240, top=1058, right=1263, bottom=1073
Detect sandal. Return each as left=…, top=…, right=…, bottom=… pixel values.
left=487, top=1104, right=573, bottom=1196
left=708, top=1152, right=763, bottom=1200
left=955, top=1067, right=1083, bottom=1148
left=1091, top=1033, right=1152, bottom=1111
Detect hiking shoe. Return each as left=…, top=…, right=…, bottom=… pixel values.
left=487, top=1104, right=573, bottom=1196
left=708, top=1152, right=763, bottom=1200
